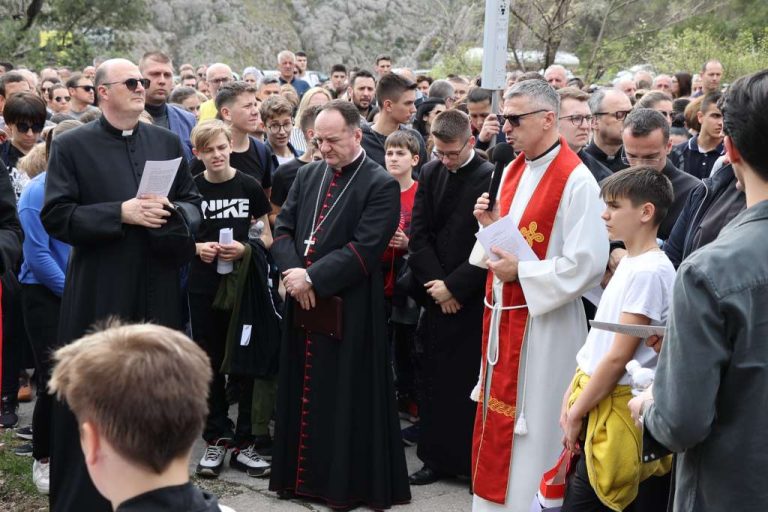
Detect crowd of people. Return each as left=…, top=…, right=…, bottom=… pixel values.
left=0, top=48, right=763, bottom=512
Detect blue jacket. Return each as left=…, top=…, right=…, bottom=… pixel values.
left=167, top=104, right=196, bottom=162
left=18, top=172, right=70, bottom=296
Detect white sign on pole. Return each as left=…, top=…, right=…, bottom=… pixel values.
left=481, top=0, right=511, bottom=91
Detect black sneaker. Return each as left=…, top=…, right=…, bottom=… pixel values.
left=0, top=399, right=18, bottom=428
left=252, top=434, right=273, bottom=461
left=16, top=425, right=33, bottom=440
left=402, top=423, right=420, bottom=447
left=14, top=443, right=33, bottom=456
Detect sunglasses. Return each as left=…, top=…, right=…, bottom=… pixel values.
left=16, top=122, right=45, bottom=133
left=501, top=109, right=548, bottom=127
left=54, top=95, right=71, bottom=102
left=75, top=85, right=95, bottom=93
left=102, top=78, right=150, bottom=92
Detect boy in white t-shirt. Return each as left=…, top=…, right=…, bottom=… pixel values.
left=560, top=166, right=675, bottom=511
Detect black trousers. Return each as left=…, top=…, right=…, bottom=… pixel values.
left=562, top=455, right=671, bottom=512
left=189, top=292, right=253, bottom=446
left=1, top=274, right=26, bottom=403
left=22, top=284, right=61, bottom=460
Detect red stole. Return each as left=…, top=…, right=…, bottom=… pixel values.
left=471, top=138, right=582, bottom=504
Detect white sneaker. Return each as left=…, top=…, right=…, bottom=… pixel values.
left=195, top=439, right=229, bottom=478
left=33, top=459, right=50, bottom=495
left=230, top=444, right=271, bottom=477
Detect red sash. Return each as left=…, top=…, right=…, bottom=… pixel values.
left=471, top=138, right=582, bottom=503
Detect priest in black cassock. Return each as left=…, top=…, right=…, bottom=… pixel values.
left=41, top=58, right=201, bottom=512
left=408, top=109, right=492, bottom=485
left=269, top=99, right=411, bottom=509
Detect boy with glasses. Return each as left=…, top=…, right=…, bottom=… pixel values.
left=260, top=94, right=300, bottom=166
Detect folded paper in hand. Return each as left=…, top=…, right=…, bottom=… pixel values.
left=137, top=157, right=182, bottom=198
left=589, top=320, right=666, bottom=338
left=475, top=214, right=539, bottom=262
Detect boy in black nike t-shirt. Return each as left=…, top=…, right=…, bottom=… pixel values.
left=189, top=120, right=273, bottom=479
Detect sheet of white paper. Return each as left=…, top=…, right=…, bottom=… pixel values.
left=240, top=325, right=252, bottom=347
left=217, top=228, right=234, bottom=274
left=136, top=157, right=182, bottom=198
left=218, top=228, right=233, bottom=245
left=583, top=286, right=604, bottom=306
left=475, top=214, right=539, bottom=262
left=589, top=321, right=666, bottom=338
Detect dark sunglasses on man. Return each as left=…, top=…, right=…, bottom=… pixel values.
left=75, top=85, right=95, bottom=93
left=500, top=109, right=549, bottom=127
left=101, top=78, right=150, bottom=92
left=54, top=95, right=71, bottom=102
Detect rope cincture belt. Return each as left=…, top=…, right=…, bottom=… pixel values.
left=482, top=294, right=531, bottom=435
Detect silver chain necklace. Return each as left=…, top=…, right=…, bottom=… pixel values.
left=303, top=150, right=366, bottom=256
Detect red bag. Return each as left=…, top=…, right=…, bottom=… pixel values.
left=529, top=449, right=572, bottom=511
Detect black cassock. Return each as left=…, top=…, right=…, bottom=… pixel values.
left=269, top=151, right=411, bottom=509
left=41, top=117, right=201, bottom=512
left=408, top=153, right=492, bottom=476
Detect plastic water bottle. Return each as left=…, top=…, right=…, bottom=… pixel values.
left=626, top=360, right=654, bottom=396
left=248, top=220, right=264, bottom=240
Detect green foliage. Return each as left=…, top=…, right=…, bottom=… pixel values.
left=0, top=0, right=149, bottom=69
left=645, top=27, right=768, bottom=80
left=431, top=44, right=482, bottom=78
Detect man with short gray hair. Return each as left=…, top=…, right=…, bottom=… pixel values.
left=428, top=79, right=455, bottom=108
left=277, top=50, right=310, bottom=98
left=470, top=79, right=608, bottom=511
left=544, top=64, right=568, bottom=89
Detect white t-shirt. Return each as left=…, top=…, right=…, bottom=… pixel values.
left=576, top=250, right=676, bottom=385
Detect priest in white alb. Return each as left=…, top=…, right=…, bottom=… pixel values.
left=469, top=80, right=608, bottom=511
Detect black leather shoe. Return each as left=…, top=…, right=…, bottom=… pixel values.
left=409, top=465, right=445, bottom=485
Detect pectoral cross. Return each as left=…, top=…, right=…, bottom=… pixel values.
left=303, top=237, right=316, bottom=257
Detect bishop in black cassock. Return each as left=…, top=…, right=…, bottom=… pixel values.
left=408, top=126, right=492, bottom=483
left=41, top=59, right=201, bottom=512
left=269, top=101, right=410, bottom=509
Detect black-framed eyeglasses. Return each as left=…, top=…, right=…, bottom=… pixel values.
left=620, top=148, right=666, bottom=166
left=267, top=121, right=293, bottom=134
left=16, top=122, right=45, bottom=133
left=432, top=138, right=469, bottom=160
left=501, top=109, right=548, bottom=127
left=101, top=78, right=150, bottom=92
left=558, top=114, right=593, bottom=126
left=74, top=85, right=95, bottom=93
left=54, top=95, right=70, bottom=102
left=593, top=110, right=631, bottom=121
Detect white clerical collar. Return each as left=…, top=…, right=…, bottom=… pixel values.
left=450, top=149, right=475, bottom=174
left=527, top=142, right=560, bottom=171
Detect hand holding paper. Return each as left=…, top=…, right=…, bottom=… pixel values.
left=475, top=214, right=538, bottom=262
left=136, top=158, right=182, bottom=198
